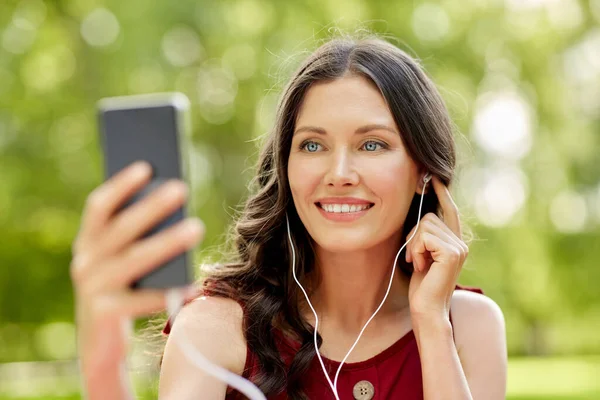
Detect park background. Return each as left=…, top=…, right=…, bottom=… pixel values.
left=1, top=0, right=599, bottom=399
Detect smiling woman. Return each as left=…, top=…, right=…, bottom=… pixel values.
left=70, top=32, right=505, bottom=400
left=289, top=75, right=423, bottom=252
left=157, top=34, right=506, bottom=399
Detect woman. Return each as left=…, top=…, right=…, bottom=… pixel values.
left=71, top=35, right=507, bottom=399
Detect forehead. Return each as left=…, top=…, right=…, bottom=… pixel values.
left=295, top=75, right=395, bottom=128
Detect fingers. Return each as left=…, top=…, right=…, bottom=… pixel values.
left=75, top=162, right=153, bottom=253
left=86, top=179, right=189, bottom=264
left=430, top=175, right=461, bottom=238
left=411, top=243, right=428, bottom=273
left=70, top=161, right=204, bottom=371
left=81, top=218, right=203, bottom=294
left=405, top=220, right=445, bottom=271
left=408, top=226, right=467, bottom=274
left=405, top=214, right=441, bottom=263
left=93, top=286, right=200, bottom=320
left=404, top=214, right=468, bottom=268
left=413, top=232, right=443, bottom=273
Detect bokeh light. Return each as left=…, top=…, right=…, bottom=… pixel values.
left=2, top=20, right=36, bottom=54
left=196, top=60, right=238, bottom=125
left=80, top=8, right=120, bottom=48
left=474, top=165, right=528, bottom=227
left=472, top=90, right=534, bottom=161
left=20, top=46, right=76, bottom=92
left=412, top=3, right=451, bottom=43
left=222, top=44, right=258, bottom=81
left=161, top=25, right=204, bottom=67
left=549, top=190, right=588, bottom=233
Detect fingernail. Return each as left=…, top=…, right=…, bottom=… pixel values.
left=131, top=161, right=151, bottom=178
left=183, top=218, right=203, bottom=235
left=165, top=181, right=187, bottom=198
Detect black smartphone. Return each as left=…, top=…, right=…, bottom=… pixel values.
left=97, top=93, right=193, bottom=290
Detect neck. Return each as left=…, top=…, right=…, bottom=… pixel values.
left=302, top=232, right=410, bottom=334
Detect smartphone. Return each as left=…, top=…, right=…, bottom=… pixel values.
left=97, top=92, right=193, bottom=290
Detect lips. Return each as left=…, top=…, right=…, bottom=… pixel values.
left=314, top=199, right=375, bottom=222
left=316, top=197, right=374, bottom=205
left=316, top=203, right=374, bottom=213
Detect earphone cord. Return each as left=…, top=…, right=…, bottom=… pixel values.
left=162, top=175, right=430, bottom=400
left=287, top=176, right=430, bottom=399
left=164, top=290, right=267, bottom=400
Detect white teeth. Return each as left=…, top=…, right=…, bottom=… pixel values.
left=319, top=203, right=371, bottom=213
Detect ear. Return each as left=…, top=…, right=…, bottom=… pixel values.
left=415, top=172, right=431, bottom=195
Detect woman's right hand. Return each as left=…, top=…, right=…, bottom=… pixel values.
left=70, top=161, right=203, bottom=397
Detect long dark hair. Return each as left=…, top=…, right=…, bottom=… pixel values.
left=170, top=33, right=459, bottom=399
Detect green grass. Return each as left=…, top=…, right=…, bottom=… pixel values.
left=506, top=355, right=600, bottom=399
left=1, top=356, right=599, bottom=399
left=508, top=395, right=600, bottom=400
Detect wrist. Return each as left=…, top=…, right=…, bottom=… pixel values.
left=411, top=315, right=454, bottom=355
left=410, top=309, right=452, bottom=335
left=80, top=358, right=134, bottom=400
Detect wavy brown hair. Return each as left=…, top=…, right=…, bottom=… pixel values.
left=162, top=33, right=462, bottom=399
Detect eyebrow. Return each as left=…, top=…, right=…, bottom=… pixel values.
left=293, top=124, right=398, bottom=136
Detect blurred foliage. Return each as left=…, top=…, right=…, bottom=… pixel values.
left=0, top=0, right=599, bottom=386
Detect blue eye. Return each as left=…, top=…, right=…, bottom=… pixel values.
left=301, top=140, right=322, bottom=152
left=362, top=140, right=386, bottom=151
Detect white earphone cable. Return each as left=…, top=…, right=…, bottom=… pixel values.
left=287, top=173, right=431, bottom=399
left=165, top=289, right=267, bottom=400
left=287, top=214, right=340, bottom=400
left=163, top=174, right=431, bottom=400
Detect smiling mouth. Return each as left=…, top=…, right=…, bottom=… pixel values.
left=315, top=202, right=375, bottom=213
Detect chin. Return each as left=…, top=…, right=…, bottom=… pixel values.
left=311, top=232, right=375, bottom=253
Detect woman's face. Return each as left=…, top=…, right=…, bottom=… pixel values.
left=288, top=75, right=422, bottom=253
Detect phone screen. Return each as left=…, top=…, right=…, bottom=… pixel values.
left=97, top=93, right=193, bottom=289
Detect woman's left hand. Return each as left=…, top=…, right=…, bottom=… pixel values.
left=405, top=175, right=469, bottom=320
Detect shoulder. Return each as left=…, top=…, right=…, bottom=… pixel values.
left=171, top=295, right=247, bottom=373
left=450, top=288, right=506, bottom=354
left=450, top=287, right=507, bottom=397
left=449, top=290, right=507, bottom=398
left=159, top=296, right=247, bottom=398
left=450, top=287, right=503, bottom=321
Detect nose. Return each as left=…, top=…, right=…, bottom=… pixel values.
left=323, top=147, right=359, bottom=187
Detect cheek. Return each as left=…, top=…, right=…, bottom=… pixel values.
left=362, top=158, right=412, bottom=200
left=288, top=156, right=322, bottom=204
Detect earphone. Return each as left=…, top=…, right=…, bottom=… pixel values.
left=286, top=171, right=432, bottom=399
left=164, top=172, right=433, bottom=399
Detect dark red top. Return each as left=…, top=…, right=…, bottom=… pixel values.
left=163, top=284, right=484, bottom=399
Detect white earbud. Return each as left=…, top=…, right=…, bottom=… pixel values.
left=423, top=173, right=432, bottom=184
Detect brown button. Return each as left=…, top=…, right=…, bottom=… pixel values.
left=352, top=379, right=375, bottom=400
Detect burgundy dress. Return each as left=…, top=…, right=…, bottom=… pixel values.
left=163, top=284, right=485, bottom=400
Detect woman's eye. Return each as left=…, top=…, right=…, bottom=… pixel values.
left=362, top=140, right=386, bottom=151
left=301, top=140, right=322, bottom=152
left=299, top=140, right=386, bottom=152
